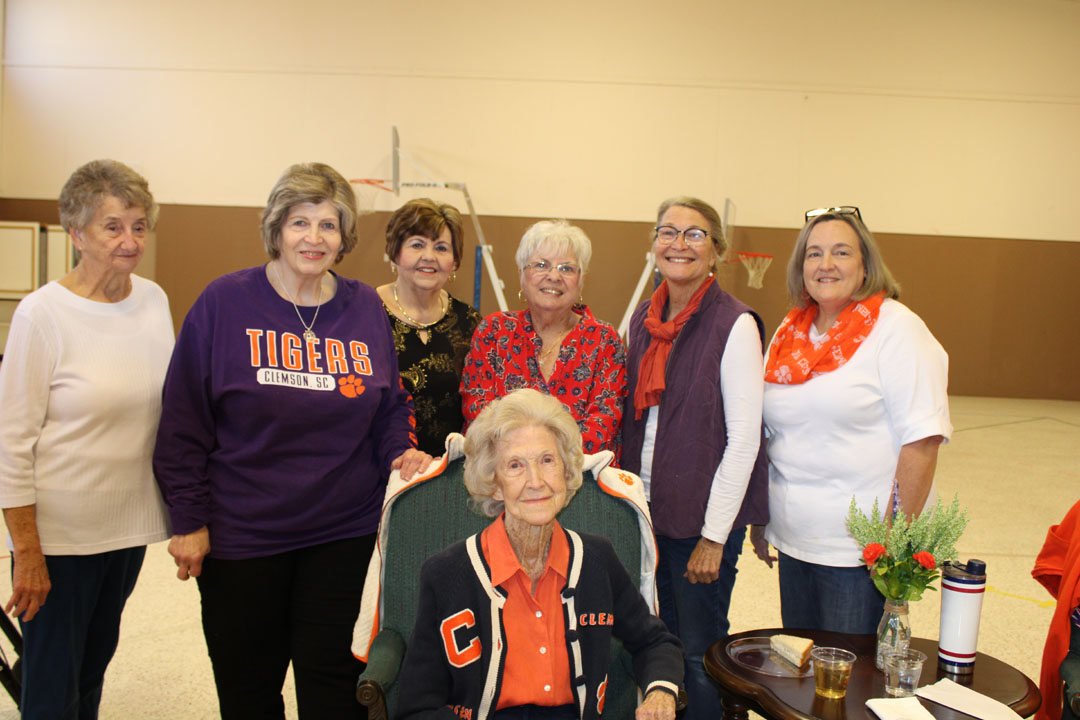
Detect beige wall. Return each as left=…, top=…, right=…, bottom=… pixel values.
left=3, top=1, right=1080, bottom=399
left=2, top=0, right=1079, bottom=241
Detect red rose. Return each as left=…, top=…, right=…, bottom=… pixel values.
left=863, top=543, right=886, bottom=565
left=913, top=551, right=936, bottom=570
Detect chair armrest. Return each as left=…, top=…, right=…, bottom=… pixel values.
left=356, top=629, right=406, bottom=720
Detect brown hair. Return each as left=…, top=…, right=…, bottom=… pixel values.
left=385, top=198, right=465, bottom=268
left=785, top=212, right=901, bottom=308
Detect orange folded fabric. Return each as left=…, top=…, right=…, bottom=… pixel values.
left=1033, top=500, right=1080, bottom=720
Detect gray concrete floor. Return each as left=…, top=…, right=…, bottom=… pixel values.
left=0, top=395, right=1075, bottom=718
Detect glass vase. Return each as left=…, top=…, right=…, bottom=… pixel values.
left=876, top=599, right=911, bottom=669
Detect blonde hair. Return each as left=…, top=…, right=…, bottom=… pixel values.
left=261, top=163, right=359, bottom=263
left=655, top=196, right=726, bottom=271
left=463, top=389, right=585, bottom=518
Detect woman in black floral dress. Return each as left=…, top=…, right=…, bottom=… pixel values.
left=376, top=199, right=481, bottom=455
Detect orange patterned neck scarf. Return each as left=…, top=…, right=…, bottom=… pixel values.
left=765, top=293, right=886, bottom=385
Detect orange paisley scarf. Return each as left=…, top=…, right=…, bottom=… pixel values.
left=765, top=293, right=886, bottom=385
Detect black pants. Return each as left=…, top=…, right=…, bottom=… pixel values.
left=196, top=535, right=374, bottom=720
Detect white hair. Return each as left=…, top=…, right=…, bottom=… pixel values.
left=514, top=219, right=593, bottom=274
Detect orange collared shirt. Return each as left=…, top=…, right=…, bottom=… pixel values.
left=481, top=514, right=574, bottom=710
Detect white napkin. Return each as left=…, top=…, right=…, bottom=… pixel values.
left=915, top=677, right=1023, bottom=720
left=866, top=696, right=937, bottom=720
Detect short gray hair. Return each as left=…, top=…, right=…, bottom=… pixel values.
left=463, top=389, right=585, bottom=518
left=260, top=163, right=359, bottom=263
left=58, top=160, right=157, bottom=233
left=514, top=220, right=593, bottom=274
left=785, top=212, right=901, bottom=308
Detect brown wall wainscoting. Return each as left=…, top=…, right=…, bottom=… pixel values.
left=3, top=198, right=1078, bottom=400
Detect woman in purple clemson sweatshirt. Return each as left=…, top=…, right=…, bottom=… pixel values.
left=154, top=162, right=432, bottom=720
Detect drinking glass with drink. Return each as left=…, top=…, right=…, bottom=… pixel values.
left=811, top=647, right=857, bottom=699
left=882, top=647, right=927, bottom=697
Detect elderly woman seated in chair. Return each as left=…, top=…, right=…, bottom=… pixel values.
left=396, top=388, right=683, bottom=720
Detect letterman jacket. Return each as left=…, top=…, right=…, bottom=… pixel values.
left=352, top=435, right=662, bottom=662
left=395, top=527, right=684, bottom=720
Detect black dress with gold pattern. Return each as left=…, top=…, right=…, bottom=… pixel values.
left=385, top=295, right=481, bottom=456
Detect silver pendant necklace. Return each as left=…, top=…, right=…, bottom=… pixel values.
left=272, top=263, right=324, bottom=343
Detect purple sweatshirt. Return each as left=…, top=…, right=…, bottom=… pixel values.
left=153, top=266, right=415, bottom=559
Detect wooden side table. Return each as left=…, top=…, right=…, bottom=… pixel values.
left=704, top=629, right=1041, bottom=720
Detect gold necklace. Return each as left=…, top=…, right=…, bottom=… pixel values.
left=272, top=263, right=324, bottom=343
left=539, top=327, right=572, bottom=368
left=393, top=283, right=447, bottom=329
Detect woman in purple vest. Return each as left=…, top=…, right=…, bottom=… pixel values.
left=620, top=197, right=769, bottom=720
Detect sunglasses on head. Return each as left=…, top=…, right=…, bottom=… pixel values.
left=805, top=206, right=862, bottom=223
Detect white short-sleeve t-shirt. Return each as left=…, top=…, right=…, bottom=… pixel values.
left=763, top=299, right=952, bottom=567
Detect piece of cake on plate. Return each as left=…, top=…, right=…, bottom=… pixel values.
left=770, top=634, right=814, bottom=668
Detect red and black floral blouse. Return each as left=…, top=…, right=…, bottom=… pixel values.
left=460, top=306, right=627, bottom=455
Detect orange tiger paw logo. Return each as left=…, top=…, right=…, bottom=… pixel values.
left=616, top=471, right=635, bottom=486
left=338, top=375, right=366, bottom=398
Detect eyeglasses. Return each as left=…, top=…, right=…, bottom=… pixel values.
left=500, top=453, right=563, bottom=478
left=524, top=260, right=581, bottom=277
left=805, top=206, right=863, bottom=223
left=654, top=225, right=710, bottom=245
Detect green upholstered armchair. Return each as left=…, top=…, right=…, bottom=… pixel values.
left=353, top=436, right=658, bottom=720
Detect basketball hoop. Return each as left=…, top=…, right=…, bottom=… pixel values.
left=736, top=252, right=773, bottom=289
left=350, top=178, right=394, bottom=214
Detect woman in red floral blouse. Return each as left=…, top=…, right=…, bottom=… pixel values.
left=460, top=220, right=626, bottom=455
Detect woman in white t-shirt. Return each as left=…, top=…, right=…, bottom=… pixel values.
left=0, top=160, right=174, bottom=717
left=754, top=206, right=952, bottom=634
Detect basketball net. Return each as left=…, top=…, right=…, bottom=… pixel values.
left=737, top=252, right=773, bottom=289
left=350, top=178, right=394, bottom=214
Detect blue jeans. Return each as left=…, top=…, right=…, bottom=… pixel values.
left=656, top=527, right=744, bottom=720
left=778, top=551, right=885, bottom=634
left=18, top=546, right=146, bottom=720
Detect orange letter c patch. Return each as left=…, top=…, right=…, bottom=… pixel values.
left=440, top=609, right=481, bottom=668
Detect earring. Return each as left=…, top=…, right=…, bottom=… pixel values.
left=517, top=290, right=525, bottom=304
left=450, top=272, right=457, bottom=281
left=390, top=265, right=397, bottom=274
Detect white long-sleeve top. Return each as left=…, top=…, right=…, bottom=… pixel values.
left=0, top=277, right=174, bottom=554
left=638, top=312, right=763, bottom=543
